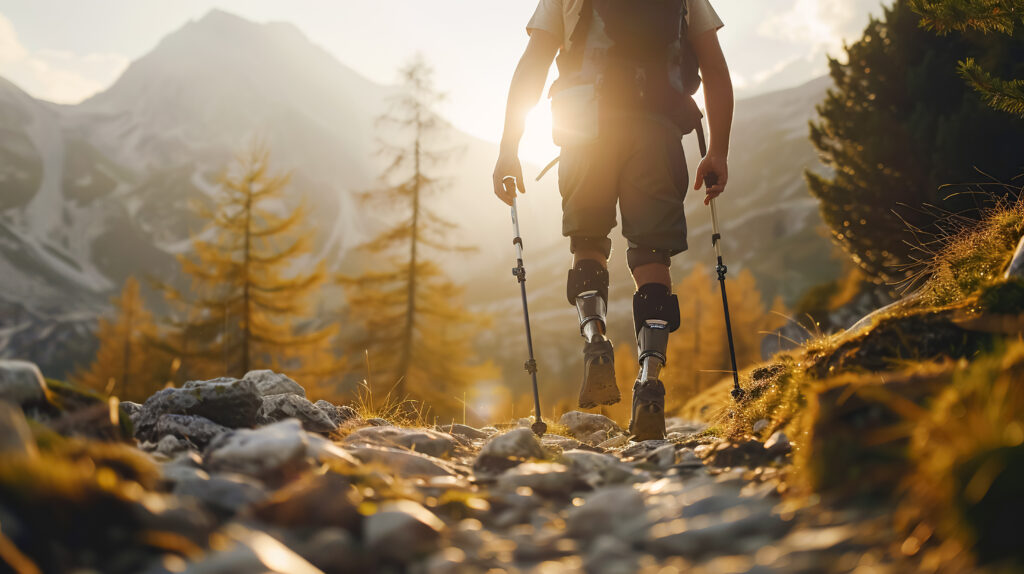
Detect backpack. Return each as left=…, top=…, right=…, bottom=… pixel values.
left=550, top=0, right=703, bottom=146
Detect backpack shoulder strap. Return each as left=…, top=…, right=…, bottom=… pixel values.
left=554, top=0, right=593, bottom=81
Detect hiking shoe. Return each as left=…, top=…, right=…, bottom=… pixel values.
left=578, top=339, right=621, bottom=408
left=629, top=378, right=666, bottom=441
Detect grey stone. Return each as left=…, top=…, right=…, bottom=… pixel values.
left=0, top=401, right=38, bottom=458
left=120, top=401, right=143, bottom=418
left=437, top=423, right=489, bottom=440
left=568, top=485, right=646, bottom=538
left=1006, top=235, right=1024, bottom=279
left=675, top=449, right=703, bottom=468
left=314, top=400, right=358, bottom=426
left=161, top=452, right=210, bottom=485
left=584, top=535, right=641, bottom=574
left=242, top=370, right=306, bottom=397
left=645, top=507, right=787, bottom=557
left=765, top=431, right=791, bottom=455
left=305, top=433, right=361, bottom=467
left=148, top=435, right=191, bottom=458
left=752, top=419, right=770, bottom=434
left=561, top=449, right=637, bottom=487
left=598, top=434, right=629, bottom=449
left=174, top=473, right=268, bottom=515
left=542, top=434, right=582, bottom=451
left=368, top=417, right=393, bottom=426
left=134, top=378, right=262, bottom=441
left=0, top=360, right=48, bottom=406
left=155, top=414, right=230, bottom=448
left=364, top=500, right=445, bottom=563
left=178, top=523, right=323, bottom=574
left=344, top=426, right=458, bottom=458
left=258, top=393, right=337, bottom=433
left=496, top=462, right=584, bottom=497
left=475, top=428, right=547, bottom=471
left=646, top=443, right=677, bottom=468
left=348, top=445, right=460, bottom=478
left=559, top=411, right=620, bottom=440
left=204, top=419, right=311, bottom=479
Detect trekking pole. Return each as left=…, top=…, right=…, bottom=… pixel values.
left=696, top=128, right=745, bottom=402
left=504, top=176, right=547, bottom=436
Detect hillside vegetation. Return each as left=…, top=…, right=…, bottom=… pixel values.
left=682, top=194, right=1024, bottom=571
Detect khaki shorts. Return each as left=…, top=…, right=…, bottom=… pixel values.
left=557, top=112, right=689, bottom=269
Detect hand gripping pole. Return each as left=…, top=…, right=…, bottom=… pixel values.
left=505, top=176, right=547, bottom=436
left=696, top=128, right=745, bottom=402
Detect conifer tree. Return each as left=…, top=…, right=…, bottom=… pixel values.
left=166, top=144, right=341, bottom=383
left=340, top=57, right=489, bottom=415
left=74, top=277, right=171, bottom=402
left=808, top=0, right=1024, bottom=284
left=911, top=0, right=1024, bottom=117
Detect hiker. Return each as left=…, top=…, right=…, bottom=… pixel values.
left=492, top=0, right=734, bottom=440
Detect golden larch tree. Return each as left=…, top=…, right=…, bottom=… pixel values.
left=74, top=277, right=172, bottom=402
left=340, top=56, right=491, bottom=416
left=166, top=143, right=343, bottom=388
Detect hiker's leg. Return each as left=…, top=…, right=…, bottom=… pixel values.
left=566, top=235, right=620, bottom=407
left=618, top=116, right=689, bottom=438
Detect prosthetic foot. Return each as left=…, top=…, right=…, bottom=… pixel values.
left=569, top=261, right=620, bottom=408
left=628, top=284, right=679, bottom=441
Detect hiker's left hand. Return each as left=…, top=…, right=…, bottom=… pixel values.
left=695, top=153, right=728, bottom=205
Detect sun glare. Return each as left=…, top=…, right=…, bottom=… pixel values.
left=520, top=103, right=560, bottom=168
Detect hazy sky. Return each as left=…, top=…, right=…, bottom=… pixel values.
left=0, top=0, right=889, bottom=162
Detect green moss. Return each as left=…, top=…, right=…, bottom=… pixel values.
left=976, top=278, right=1024, bottom=314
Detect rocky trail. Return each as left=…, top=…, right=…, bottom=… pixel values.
left=1, top=363, right=906, bottom=574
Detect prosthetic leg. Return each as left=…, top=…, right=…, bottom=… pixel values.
left=629, top=283, right=680, bottom=441
left=568, top=260, right=620, bottom=408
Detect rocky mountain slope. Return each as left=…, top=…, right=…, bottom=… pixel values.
left=0, top=10, right=836, bottom=379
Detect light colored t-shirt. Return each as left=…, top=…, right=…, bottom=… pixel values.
left=527, top=0, right=723, bottom=50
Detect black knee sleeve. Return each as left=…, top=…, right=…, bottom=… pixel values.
left=567, top=259, right=610, bottom=306
left=632, top=283, right=680, bottom=335
left=626, top=246, right=673, bottom=270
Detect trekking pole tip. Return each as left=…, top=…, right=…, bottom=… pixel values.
left=531, top=420, right=547, bottom=437
left=731, top=387, right=746, bottom=402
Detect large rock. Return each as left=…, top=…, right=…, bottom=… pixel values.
left=203, top=419, right=311, bottom=480
left=242, top=370, right=306, bottom=398
left=134, top=378, right=262, bottom=441
left=173, top=473, right=268, bottom=516
left=348, top=445, right=461, bottom=478
left=474, top=428, right=547, bottom=472
left=437, top=423, right=490, bottom=440
left=252, top=473, right=362, bottom=531
left=559, top=411, right=621, bottom=440
left=344, top=426, right=458, bottom=458
left=258, top=393, right=337, bottom=433
left=364, top=500, right=445, bottom=563
left=0, top=360, right=48, bottom=406
left=155, top=414, right=231, bottom=448
left=561, top=450, right=638, bottom=487
left=314, top=400, right=358, bottom=426
left=644, top=506, right=788, bottom=558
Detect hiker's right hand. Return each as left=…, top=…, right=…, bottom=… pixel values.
left=493, top=151, right=525, bottom=206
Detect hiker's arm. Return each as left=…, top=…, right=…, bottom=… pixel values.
left=493, top=30, right=560, bottom=206
left=691, top=28, right=734, bottom=205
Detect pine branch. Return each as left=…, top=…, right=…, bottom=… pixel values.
left=958, top=57, right=1024, bottom=118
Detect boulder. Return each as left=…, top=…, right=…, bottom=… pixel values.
left=203, top=419, right=311, bottom=480
left=258, top=393, right=337, bottom=433
left=559, top=411, right=620, bottom=440
left=161, top=452, right=210, bottom=485
left=765, top=431, right=792, bottom=456
left=344, top=426, right=458, bottom=458
left=314, top=400, right=358, bottom=426
left=134, top=378, right=262, bottom=441
left=474, top=428, right=547, bottom=472
left=120, top=401, right=143, bottom=419
left=0, top=360, right=48, bottom=406
left=173, top=473, right=268, bottom=516
left=242, top=370, right=306, bottom=397
left=0, top=401, right=38, bottom=458
left=364, top=500, right=445, bottom=563
left=155, top=414, right=230, bottom=448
